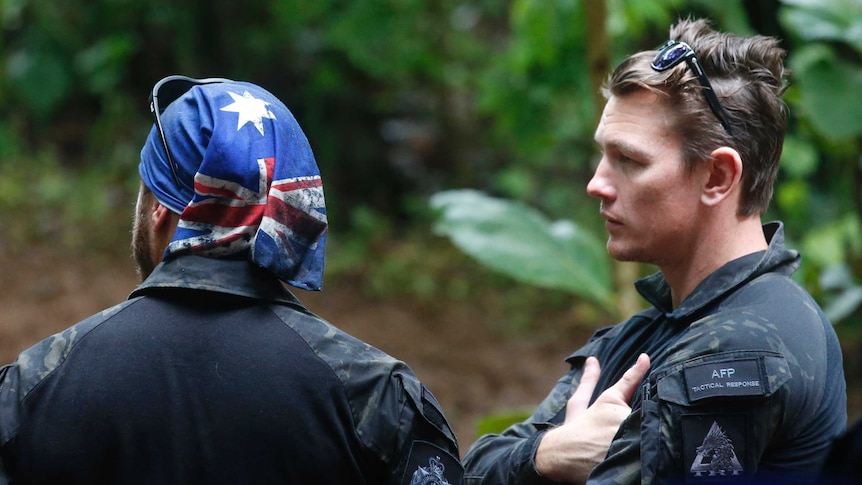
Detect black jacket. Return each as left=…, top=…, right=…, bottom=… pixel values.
left=463, top=222, right=846, bottom=484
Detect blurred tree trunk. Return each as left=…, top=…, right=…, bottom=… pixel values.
left=584, top=0, right=608, bottom=128
left=584, top=0, right=642, bottom=317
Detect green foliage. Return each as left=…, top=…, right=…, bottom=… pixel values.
left=476, top=0, right=596, bottom=208
left=327, top=0, right=451, bottom=84
left=789, top=44, right=862, bottom=140
left=780, top=0, right=862, bottom=50
left=430, top=189, right=615, bottom=314
left=821, top=264, right=862, bottom=324
left=0, top=150, right=136, bottom=253
left=2, top=0, right=862, bottom=326
left=76, top=34, right=138, bottom=95
left=6, top=47, right=73, bottom=120
left=474, top=407, right=534, bottom=436
left=608, top=0, right=686, bottom=39
left=797, top=215, right=862, bottom=322
left=775, top=0, right=862, bottom=321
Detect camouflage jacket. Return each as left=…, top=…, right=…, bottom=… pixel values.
left=463, top=222, right=846, bottom=484
left=0, top=255, right=463, bottom=484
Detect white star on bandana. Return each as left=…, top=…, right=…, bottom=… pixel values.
left=220, top=90, right=277, bottom=136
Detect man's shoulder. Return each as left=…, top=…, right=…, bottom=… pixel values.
left=0, top=298, right=140, bottom=446
left=679, top=269, right=843, bottom=402
left=268, top=303, right=404, bottom=372
left=727, top=271, right=831, bottom=331
left=9, top=298, right=140, bottom=397
left=266, top=303, right=461, bottom=467
left=266, top=303, right=420, bottom=407
left=746, top=270, right=815, bottom=301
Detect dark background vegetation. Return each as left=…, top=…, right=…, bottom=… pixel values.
left=1, top=0, right=861, bottom=449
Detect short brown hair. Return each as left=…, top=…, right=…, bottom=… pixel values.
left=603, top=18, right=788, bottom=216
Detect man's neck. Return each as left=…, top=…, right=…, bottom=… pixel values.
left=663, top=216, right=767, bottom=308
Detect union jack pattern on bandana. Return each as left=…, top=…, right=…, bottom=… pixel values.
left=144, top=82, right=328, bottom=291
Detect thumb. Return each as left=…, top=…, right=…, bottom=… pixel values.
left=595, top=353, right=650, bottom=406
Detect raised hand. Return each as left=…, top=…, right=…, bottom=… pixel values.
left=535, top=353, right=650, bottom=484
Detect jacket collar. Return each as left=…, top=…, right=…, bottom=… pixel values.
left=635, top=221, right=800, bottom=318
left=129, top=255, right=301, bottom=305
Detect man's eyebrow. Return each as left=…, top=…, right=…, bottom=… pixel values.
left=597, top=138, right=650, bottom=161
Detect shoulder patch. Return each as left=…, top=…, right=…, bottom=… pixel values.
left=402, top=440, right=463, bottom=485
left=682, top=414, right=750, bottom=482
left=684, top=358, right=766, bottom=402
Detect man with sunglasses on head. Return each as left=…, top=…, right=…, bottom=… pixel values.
left=462, top=17, right=846, bottom=485
left=0, top=76, right=463, bottom=484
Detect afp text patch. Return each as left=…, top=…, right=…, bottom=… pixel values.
left=684, top=358, right=766, bottom=402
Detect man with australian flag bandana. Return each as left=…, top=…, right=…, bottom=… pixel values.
left=0, top=76, right=463, bottom=484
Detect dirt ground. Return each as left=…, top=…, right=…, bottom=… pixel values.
left=0, top=247, right=587, bottom=452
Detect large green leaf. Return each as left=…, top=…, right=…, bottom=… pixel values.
left=780, top=0, right=862, bottom=51
left=789, top=45, right=862, bottom=140
left=820, top=264, right=862, bottom=323
left=430, top=189, right=614, bottom=311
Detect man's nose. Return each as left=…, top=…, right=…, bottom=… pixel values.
left=586, top=158, right=613, bottom=200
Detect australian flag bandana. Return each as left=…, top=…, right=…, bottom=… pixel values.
left=139, top=80, right=327, bottom=291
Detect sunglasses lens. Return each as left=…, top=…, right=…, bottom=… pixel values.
left=653, top=42, right=690, bottom=71
left=154, top=79, right=198, bottom=114
left=148, top=76, right=235, bottom=189
left=149, top=78, right=201, bottom=189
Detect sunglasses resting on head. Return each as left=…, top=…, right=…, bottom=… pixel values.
left=651, top=40, right=734, bottom=135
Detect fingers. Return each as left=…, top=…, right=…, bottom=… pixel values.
left=543, top=355, right=649, bottom=483
left=565, top=356, right=601, bottom=421
left=596, top=353, right=651, bottom=406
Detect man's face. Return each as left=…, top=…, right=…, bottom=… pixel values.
left=588, top=90, right=707, bottom=267
left=131, top=184, right=159, bottom=282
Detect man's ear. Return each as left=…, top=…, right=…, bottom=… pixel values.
left=151, top=203, right=175, bottom=230
left=702, top=146, right=743, bottom=207
left=151, top=203, right=180, bottom=249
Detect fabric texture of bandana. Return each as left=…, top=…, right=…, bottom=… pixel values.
left=139, top=80, right=328, bottom=291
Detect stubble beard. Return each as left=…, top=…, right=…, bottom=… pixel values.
left=606, top=234, right=636, bottom=262
left=131, top=197, right=157, bottom=282
left=606, top=235, right=653, bottom=266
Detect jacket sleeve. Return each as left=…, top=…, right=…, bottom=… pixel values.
left=462, top=367, right=582, bottom=485
left=392, top=372, right=464, bottom=485
left=0, top=363, right=18, bottom=485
